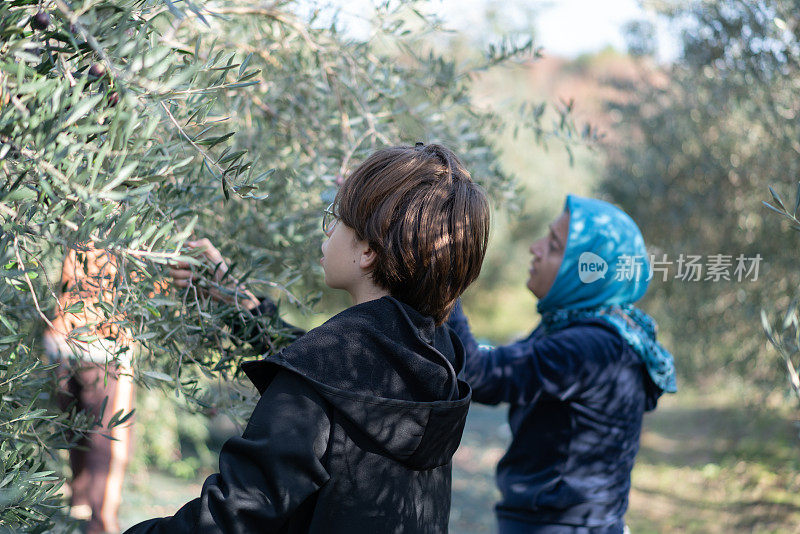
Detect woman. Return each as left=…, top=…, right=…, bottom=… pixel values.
left=125, top=144, right=490, bottom=533
left=447, top=195, right=676, bottom=533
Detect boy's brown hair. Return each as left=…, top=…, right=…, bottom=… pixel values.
left=334, top=144, right=490, bottom=324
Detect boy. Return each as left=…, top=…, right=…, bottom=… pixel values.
left=126, top=144, right=490, bottom=533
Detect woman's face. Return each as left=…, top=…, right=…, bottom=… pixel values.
left=320, top=220, right=366, bottom=293
left=527, top=211, right=570, bottom=299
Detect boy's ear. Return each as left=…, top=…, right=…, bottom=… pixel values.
left=359, top=245, right=378, bottom=270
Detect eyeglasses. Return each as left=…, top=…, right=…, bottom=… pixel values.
left=322, top=202, right=339, bottom=234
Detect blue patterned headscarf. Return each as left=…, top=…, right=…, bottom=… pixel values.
left=537, top=195, right=677, bottom=393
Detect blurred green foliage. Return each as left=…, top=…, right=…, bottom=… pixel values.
left=131, top=385, right=217, bottom=480
left=599, top=0, right=800, bottom=391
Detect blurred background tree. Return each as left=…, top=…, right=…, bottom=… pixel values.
left=600, top=0, right=800, bottom=393
left=0, top=0, right=594, bottom=529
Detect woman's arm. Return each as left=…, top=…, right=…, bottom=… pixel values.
left=447, top=301, right=621, bottom=405
left=124, top=370, right=331, bottom=534
left=447, top=300, right=537, bottom=405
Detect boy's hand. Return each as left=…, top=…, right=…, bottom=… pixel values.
left=170, top=238, right=260, bottom=310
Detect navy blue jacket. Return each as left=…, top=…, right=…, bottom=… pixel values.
left=447, top=301, right=661, bottom=530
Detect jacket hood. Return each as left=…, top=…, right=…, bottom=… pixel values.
left=241, top=296, right=471, bottom=470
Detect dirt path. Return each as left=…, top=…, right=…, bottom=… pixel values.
left=119, top=392, right=800, bottom=533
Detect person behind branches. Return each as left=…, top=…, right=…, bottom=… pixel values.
left=43, top=245, right=136, bottom=534
left=125, top=143, right=490, bottom=534
left=447, top=195, right=677, bottom=534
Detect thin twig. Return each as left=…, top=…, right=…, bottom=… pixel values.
left=18, top=236, right=66, bottom=316
left=160, top=101, right=225, bottom=176
left=12, top=236, right=57, bottom=331
left=338, top=128, right=375, bottom=177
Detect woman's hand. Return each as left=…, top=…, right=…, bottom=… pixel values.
left=170, top=238, right=260, bottom=310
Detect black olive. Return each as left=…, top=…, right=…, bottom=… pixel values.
left=31, top=11, right=50, bottom=30
left=88, top=63, right=106, bottom=80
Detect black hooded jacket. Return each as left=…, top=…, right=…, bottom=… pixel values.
left=125, top=296, right=471, bottom=534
